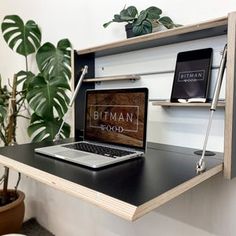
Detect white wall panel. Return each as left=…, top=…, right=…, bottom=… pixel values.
left=95, top=36, right=226, bottom=151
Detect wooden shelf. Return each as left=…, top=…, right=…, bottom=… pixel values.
left=83, top=74, right=141, bottom=83
left=152, top=100, right=225, bottom=107
left=77, top=16, right=227, bottom=57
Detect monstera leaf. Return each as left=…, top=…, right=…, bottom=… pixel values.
left=27, top=39, right=72, bottom=142
left=26, top=74, right=70, bottom=120
left=36, top=39, right=71, bottom=81
left=16, top=70, right=35, bottom=89
left=1, top=15, right=41, bottom=56
left=28, top=113, right=70, bottom=142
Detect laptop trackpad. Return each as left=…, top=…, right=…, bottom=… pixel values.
left=55, top=150, right=89, bottom=159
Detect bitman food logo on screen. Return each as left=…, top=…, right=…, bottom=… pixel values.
left=89, top=105, right=139, bottom=133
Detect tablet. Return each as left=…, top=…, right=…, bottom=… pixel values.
left=170, top=48, right=213, bottom=102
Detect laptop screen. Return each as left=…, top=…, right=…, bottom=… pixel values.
left=84, top=88, right=148, bottom=151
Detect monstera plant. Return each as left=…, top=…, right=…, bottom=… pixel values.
left=1, top=15, right=71, bottom=143
left=0, top=16, right=71, bottom=233
left=27, top=39, right=71, bottom=142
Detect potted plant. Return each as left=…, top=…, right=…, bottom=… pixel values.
left=103, top=5, right=181, bottom=38
left=0, top=14, right=72, bottom=234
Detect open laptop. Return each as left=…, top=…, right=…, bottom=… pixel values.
left=35, top=87, right=148, bottom=168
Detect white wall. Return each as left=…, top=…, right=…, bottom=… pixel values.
left=1, top=1, right=236, bottom=236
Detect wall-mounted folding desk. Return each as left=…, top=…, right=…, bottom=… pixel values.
left=0, top=140, right=222, bottom=221
left=0, top=12, right=235, bottom=221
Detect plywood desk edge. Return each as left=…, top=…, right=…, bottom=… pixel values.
left=0, top=154, right=137, bottom=221
left=0, top=154, right=223, bottom=221
left=132, top=163, right=223, bottom=221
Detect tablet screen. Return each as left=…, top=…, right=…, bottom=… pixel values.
left=170, top=48, right=213, bottom=102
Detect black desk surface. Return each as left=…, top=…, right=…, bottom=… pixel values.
left=0, top=139, right=223, bottom=206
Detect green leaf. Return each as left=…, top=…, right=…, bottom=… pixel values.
left=103, top=21, right=114, bottom=28
left=135, top=10, right=148, bottom=26
left=15, top=71, right=35, bottom=102
left=28, top=113, right=70, bottom=142
left=30, top=39, right=71, bottom=142
left=113, top=14, right=129, bottom=23
left=146, top=6, right=162, bottom=19
left=126, top=6, right=138, bottom=18
left=16, top=71, right=35, bottom=86
left=0, top=77, right=10, bottom=118
left=0, top=105, right=7, bottom=123
left=26, top=74, right=70, bottom=120
left=1, top=15, right=41, bottom=56
left=0, top=75, right=8, bottom=128
left=0, top=129, right=7, bottom=145
left=36, top=39, right=72, bottom=81
left=120, top=6, right=137, bottom=21
left=133, top=20, right=152, bottom=36
left=174, top=23, right=183, bottom=27
left=120, top=11, right=134, bottom=21
left=159, top=16, right=175, bottom=29
left=113, top=14, right=123, bottom=22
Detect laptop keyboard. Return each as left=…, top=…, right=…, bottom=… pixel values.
left=63, top=142, right=135, bottom=158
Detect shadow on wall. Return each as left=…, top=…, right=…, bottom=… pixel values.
left=156, top=173, right=234, bottom=236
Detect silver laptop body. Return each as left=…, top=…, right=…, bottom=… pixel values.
left=35, top=87, right=148, bottom=168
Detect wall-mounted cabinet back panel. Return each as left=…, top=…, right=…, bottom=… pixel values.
left=94, top=36, right=226, bottom=100
left=93, top=37, right=226, bottom=153
left=74, top=13, right=236, bottom=179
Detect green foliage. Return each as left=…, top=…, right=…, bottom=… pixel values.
left=103, top=6, right=138, bottom=28
left=1, top=15, right=41, bottom=57
left=0, top=75, right=11, bottom=145
left=25, top=39, right=72, bottom=141
left=103, top=5, right=181, bottom=36
left=1, top=15, right=72, bottom=143
left=28, top=114, right=70, bottom=142
left=159, top=16, right=182, bottom=29
left=133, top=19, right=152, bottom=36
left=36, top=39, right=71, bottom=81
left=26, top=74, right=70, bottom=119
